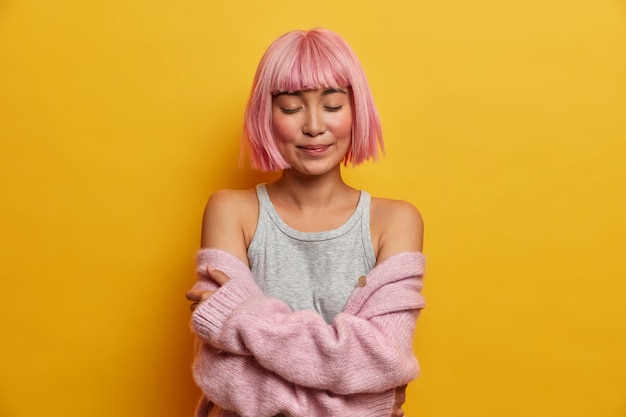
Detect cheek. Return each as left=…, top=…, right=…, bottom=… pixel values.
left=271, top=115, right=296, bottom=143
left=330, top=113, right=353, bottom=140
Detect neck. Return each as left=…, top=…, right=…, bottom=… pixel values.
left=269, top=166, right=355, bottom=209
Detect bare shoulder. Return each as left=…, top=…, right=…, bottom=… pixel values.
left=204, top=188, right=258, bottom=213
left=371, top=197, right=424, bottom=264
left=201, top=188, right=258, bottom=264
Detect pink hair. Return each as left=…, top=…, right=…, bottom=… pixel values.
left=242, top=28, right=384, bottom=172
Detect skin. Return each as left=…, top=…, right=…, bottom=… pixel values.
left=187, top=87, right=424, bottom=416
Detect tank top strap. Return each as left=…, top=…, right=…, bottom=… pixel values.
left=255, top=183, right=272, bottom=211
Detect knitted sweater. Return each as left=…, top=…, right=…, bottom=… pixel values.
left=190, top=248, right=426, bottom=417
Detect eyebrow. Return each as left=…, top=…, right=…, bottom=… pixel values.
left=274, top=88, right=348, bottom=97
left=322, top=88, right=348, bottom=96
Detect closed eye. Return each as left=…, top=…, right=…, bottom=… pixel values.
left=280, top=107, right=302, bottom=114
left=324, top=105, right=343, bottom=112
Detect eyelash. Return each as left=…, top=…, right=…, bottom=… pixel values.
left=280, top=105, right=343, bottom=114
left=280, top=107, right=301, bottom=114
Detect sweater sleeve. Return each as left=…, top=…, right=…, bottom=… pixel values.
left=190, top=249, right=426, bottom=395
left=192, top=342, right=396, bottom=417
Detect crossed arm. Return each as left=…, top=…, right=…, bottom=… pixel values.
left=187, top=249, right=425, bottom=416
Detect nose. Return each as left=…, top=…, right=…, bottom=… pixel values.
left=302, top=108, right=326, bottom=137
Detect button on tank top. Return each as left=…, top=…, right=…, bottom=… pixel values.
left=247, top=184, right=377, bottom=323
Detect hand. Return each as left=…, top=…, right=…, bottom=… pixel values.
left=186, top=265, right=231, bottom=309
left=391, top=385, right=407, bottom=417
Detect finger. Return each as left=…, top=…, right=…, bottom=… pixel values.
left=186, top=289, right=209, bottom=302
left=205, top=265, right=231, bottom=286
left=187, top=290, right=214, bottom=310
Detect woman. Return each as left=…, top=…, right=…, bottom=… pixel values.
left=186, top=28, right=425, bottom=417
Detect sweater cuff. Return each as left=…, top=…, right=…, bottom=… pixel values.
left=191, top=276, right=263, bottom=347
left=363, top=389, right=395, bottom=417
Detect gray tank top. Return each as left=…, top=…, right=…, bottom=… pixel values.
left=247, top=184, right=377, bottom=323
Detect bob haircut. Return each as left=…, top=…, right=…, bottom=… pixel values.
left=242, top=28, right=384, bottom=172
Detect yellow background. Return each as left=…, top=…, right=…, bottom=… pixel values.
left=1, top=0, right=625, bottom=416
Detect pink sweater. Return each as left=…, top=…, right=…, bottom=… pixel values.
left=190, top=249, right=426, bottom=417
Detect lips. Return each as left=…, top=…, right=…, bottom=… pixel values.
left=297, top=144, right=331, bottom=152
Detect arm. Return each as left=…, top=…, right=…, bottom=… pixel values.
left=192, top=344, right=397, bottom=417
left=199, top=188, right=257, bottom=265
left=191, top=249, right=425, bottom=395
left=371, top=197, right=424, bottom=264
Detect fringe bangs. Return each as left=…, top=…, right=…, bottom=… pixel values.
left=269, top=35, right=350, bottom=95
